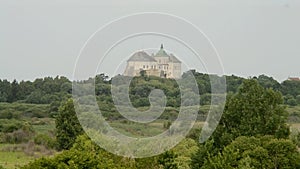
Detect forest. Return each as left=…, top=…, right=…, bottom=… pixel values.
left=0, top=70, right=300, bottom=168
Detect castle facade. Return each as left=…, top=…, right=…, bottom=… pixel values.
left=123, top=44, right=182, bottom=79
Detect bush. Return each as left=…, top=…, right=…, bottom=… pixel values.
left=296, top=95, right=300, bottom=104
left=287, top=98, right=298, bottom=106
left=0, top=119, right=24, bottom=133
left=0, top=110, right=13, bottom=119
left=2, top=129, right=34, bottom=144
left=34, top=134, right=57, bottom=149
left=291, top=132, right=300, bottom=147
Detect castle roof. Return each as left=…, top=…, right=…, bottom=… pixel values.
left=154, top=44, right=169, bottom=58
left=169, top=54, right=181, bottom=63
left=128, top=51, right=157, bottom=62
left=288, top=77, right=300, bottom=81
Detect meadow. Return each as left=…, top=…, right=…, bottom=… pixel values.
left=0, top=103, right=300, bottom=168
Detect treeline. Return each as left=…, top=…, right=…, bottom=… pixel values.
left=1, top=72, right=300, bottom=107
left=0, top=76, right=71, bottom=104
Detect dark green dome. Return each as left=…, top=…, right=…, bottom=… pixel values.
left=154, top=44, right=169, bottom=57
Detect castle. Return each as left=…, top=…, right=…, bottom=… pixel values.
left=123, top=44, right=182, bottom=79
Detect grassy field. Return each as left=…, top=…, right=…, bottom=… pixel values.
left=0, top=104, right=299, bottom=168
left=0, top=120, right=299, bottom=169
left=0, top=144, right=33, bottom=169
left=31, top=118, right=56, bottom=135
left=109, top=120, right=167, bottom=137
left=0, top=118, right=56, bottom=169
left=291, top=123, right=300, bottom=133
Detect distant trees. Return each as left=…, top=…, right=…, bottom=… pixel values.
left=256, top=74, right=281, bottom=90
left=0, top=76, right=71, bottom=104
left=1, top=72, right=300, bottom=107
left=281, top=80, right=300, bottom=97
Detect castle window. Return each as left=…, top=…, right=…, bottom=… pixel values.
left=143, top=65, right=145, bottom=69
left=147, top=65, right=149, bottom=69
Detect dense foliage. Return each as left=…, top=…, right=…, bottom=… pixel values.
left=0, top=76, right=71, bottom=104
left=203, top=136, right=300, bottom=169
left=1, top=71, right=300, bottom=168
left=1, top=72, right=300, bottom=107
left=191, top=79, right=299, bottom=169
left=21, top=134, right=179, bottom=169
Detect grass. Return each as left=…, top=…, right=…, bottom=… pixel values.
left=31, top=118, right=55, bottom=135
left=290, top=123, right=300, bottom=134
left=109, top=120, right=166, bottom=137
left=0, top=117, right=56, bottom=169
left=0, top=144, right=33, bottom=169
left=287, top=105, right=300, bottom=123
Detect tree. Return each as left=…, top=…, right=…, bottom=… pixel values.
left=212, top=79, right=290, bottom=148
left=55, top=99, right=83, bottom=150
left=287, top=98, right=297, bottom=106
left=296, top=95, right=300, bottom=105
left=281, top=80, right=300, bottom=97
left=202, top=136, right=300, bottom=169
left=158, top=151, right=178, bottom=169
left=140, top=70, right=147, bottom=77
left=256, top=74, right=281, bottom=90
left=25, top=90, right=45, bottom=104
left=191, top=79, right=291, bottom=169
left=7, top=79, right=19, bottom=102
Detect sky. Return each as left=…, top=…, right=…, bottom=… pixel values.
left=0, top=0, right=299, bottom=82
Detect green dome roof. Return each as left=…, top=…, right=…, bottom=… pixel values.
left=154, top=44, right=169, bottom=57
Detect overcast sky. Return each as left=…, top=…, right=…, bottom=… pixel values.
left=1, top=0, right=299, bottom=82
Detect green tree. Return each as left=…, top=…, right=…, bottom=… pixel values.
left=256, top=74, right=281, bottom=90
left=202, top=136, right=300, bottom=169
left=191, top=79, right=291, bottom=169
left=7, top=79, right=19, bottom=102
left=281, top=80, right=300, bottom=97
left=287, top=98, right=297, bottom=106
left=55, top=99, right=83, bottom=150
left=158, top=151, right=178, bottom=169
left=296, top=95, right=300, bottom=105
left=212, top=79, right=290, bottom=148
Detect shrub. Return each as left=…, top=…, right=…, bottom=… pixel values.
left=34, top=134, right=57, bottom=149
left=287, top=98, right=298, bottom=106
left=0, top=119, right=24, bottom=133
left=291, top=132, right=300, bottom=147
left=1, top=122, right=34, bottom=144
